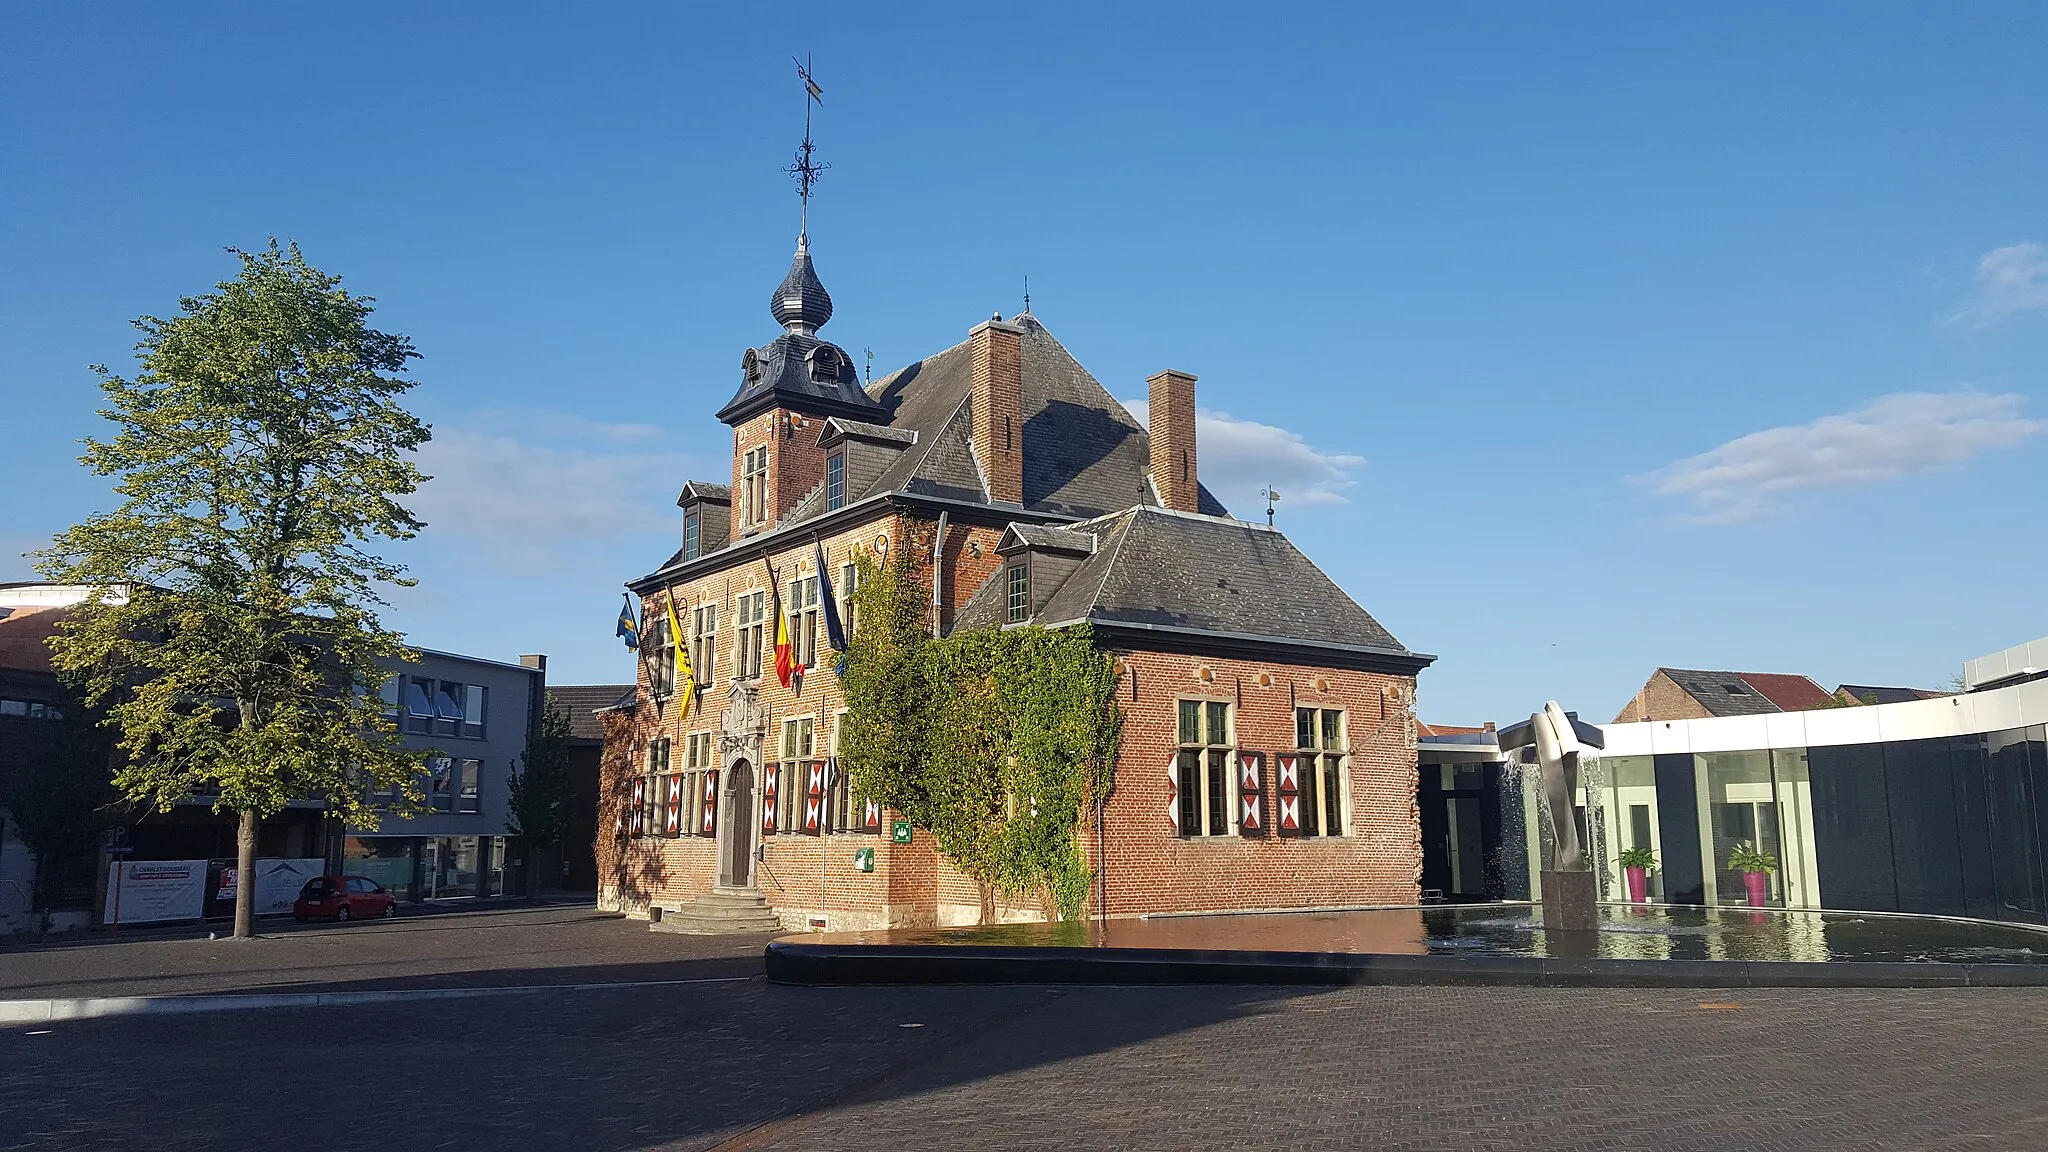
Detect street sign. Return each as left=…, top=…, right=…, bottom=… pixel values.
left=102, top=825, right=132, bottom=857
left=891, top=821, right=913, bottom=844
left=853, top=847, right=875, bottom=873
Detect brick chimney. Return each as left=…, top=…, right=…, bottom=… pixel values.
left=1148, top=369, right=1198, bottom=513
left=970, top=316, right=1024, bottom=505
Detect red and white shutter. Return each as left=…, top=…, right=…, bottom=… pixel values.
left=1276, top=754, right=1301, bottom=836
left=1238, top=752, right=1264, bottom=835
left=761, top=764, right=779, bottom=834
left=630, top=778, right=647, bottom=837
left=664, top=775, right=682, bottom=836
left=862, top=797, right=883, bottom=834
left=1165, top=755, right=1181, bottom=836
left=804, top=761, right=826, bottom=835
left=701, top=769, right=719, bottom=835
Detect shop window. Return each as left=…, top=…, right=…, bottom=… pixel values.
left=1294, top=707, right=1347, bottom=837
left=1176, top=699, right=1234, bottom=838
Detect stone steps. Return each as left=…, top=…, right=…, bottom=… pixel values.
left=651, top=887, right=784, bottom=935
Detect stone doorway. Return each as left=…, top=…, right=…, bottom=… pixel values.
left=724, top=760, right=755, bottom=888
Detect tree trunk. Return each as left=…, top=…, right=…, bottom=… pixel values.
left=233, top=808, right=258, bottom=939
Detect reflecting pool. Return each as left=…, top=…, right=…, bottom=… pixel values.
left=799, top=904, right=2048, bottom=966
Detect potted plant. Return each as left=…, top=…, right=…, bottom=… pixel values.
left=1617, top=846, right=1657, bottom=904
left=1727, top=842, right=1778, bottom=907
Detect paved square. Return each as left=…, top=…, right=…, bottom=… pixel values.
left=4, top=907, right=2046, bottom=1150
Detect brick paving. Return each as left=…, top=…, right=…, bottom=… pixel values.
left=3, top=906, right=2047, bottom=1149
left=0, top=902, right=768, bottom=999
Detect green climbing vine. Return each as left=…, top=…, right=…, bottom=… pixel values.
left=838, top=547, right=1121, bottom=921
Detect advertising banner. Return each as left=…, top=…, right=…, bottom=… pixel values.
left=207, top=858, right=327, bottom=918
left=103, top=859, right=209, bottom=924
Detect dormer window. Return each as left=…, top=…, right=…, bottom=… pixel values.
left=826, top=453, right=845, bottom=510
left=742, top=348, right=760, bottom=385
left=1006, top=564, right=1030, bottom=623
left=683, top=509, right=701, bottom=562
left=809, top=344, right=841, bottom=383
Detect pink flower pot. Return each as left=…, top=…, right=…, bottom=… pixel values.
left=1625, top=865, right=1649, bottom=904
left=1744, top=871, right=1770, bottom=907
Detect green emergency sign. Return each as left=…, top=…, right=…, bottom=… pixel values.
left=892, top=821, right=913, bottom=844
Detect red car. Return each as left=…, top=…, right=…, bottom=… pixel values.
left=294, top=875, right=398, bottom=922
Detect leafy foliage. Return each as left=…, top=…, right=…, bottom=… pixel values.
left=34, top=241, right=430, bottom=887
left=1616, top=845, right=1657, bottom=873
left=508, top=699, right=574, bottom=852
left=838, top=548, right=1121, bottom=920
left=1726, top=841, right=1778, bottom=875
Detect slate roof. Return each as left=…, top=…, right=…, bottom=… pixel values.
left=1653, top=669, right=1832, bottom=718
left=715, top=240, right=887, bottom=426
left=644, top=311, right=1233, bottom=581
left=1834, top=683, right=1949, bottom=705
left=818, top=418, right=915, bottom=446
left=548, top=684, right=635, bottom=743
left=1000, top=523, right=1097, bottom=554
left=854, top=315, right=1229, bottom=519
left=954, top=506, right=1421, bottom=664
left=679, top=481, right=730, bottom=503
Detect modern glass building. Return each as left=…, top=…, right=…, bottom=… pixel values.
left=1419, top=636, right=2048, bottom=926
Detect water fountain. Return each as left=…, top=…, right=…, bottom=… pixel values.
left=1492, top=702, right=1604, bottom=934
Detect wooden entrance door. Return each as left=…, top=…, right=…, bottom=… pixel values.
left=725, top=759, right=755, bottom=887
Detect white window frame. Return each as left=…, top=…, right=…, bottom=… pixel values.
left=691, top=602, right=719, bottom=688
left=1175, top=698, right=1236, bottom=839
left=734, top=590, right=767, bottom=681
left=1294, top=706, right=1350, bottom=838
left=742, top=445, right=769, bottom=526
left=778, top=715, right=816, bottom=834
left=787, top=575, right=820, bottom=669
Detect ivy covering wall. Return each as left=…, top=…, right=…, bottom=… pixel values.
left=838, top=548, right=1122, bottom=921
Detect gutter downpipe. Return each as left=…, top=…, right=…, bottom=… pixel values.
left=931, top=510, right=948, bottom=639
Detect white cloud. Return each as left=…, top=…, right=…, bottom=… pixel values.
left=1953, top=242, right=2048, bottom=327
left=1644, top=390, right=2046, bottom=523
left=410, top=412, right=692, bottom=565
left=1122, top=399, right=1364, bottom=512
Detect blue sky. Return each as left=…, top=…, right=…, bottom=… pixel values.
left=4, top=3, right=2045, bottom=722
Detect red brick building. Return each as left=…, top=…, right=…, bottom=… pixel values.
left=600, top=235, right=1434, bottom=930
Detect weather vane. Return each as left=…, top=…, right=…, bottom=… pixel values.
left=1023, top=274, right=1031, bottom=314
left=1260, top=485, right=1281, bottom=526
left=786, top=53, right=829, bottom=236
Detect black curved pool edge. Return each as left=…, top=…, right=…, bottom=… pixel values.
left=763, top=940, right=2048, bottom=989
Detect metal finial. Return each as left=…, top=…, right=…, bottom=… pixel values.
left=1260, top=485, right=1281, bottom=526
left=1023, top=274, right=1031, bottom=314
left=863, top=345, right=873, bottom=385
left=786, top=54, right=829, bottom=236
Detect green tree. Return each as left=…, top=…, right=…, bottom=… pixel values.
left=0, top=678, right=120, bottom=926
left=507, top=700, right=574, bottom=894
left=35, top=240, right=430, bottom=938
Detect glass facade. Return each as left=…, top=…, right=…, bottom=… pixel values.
left=1550, top=725, right=2048, bottom=926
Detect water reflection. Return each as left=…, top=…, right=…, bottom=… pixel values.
left=802, top=904, right=2048, bottom=966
